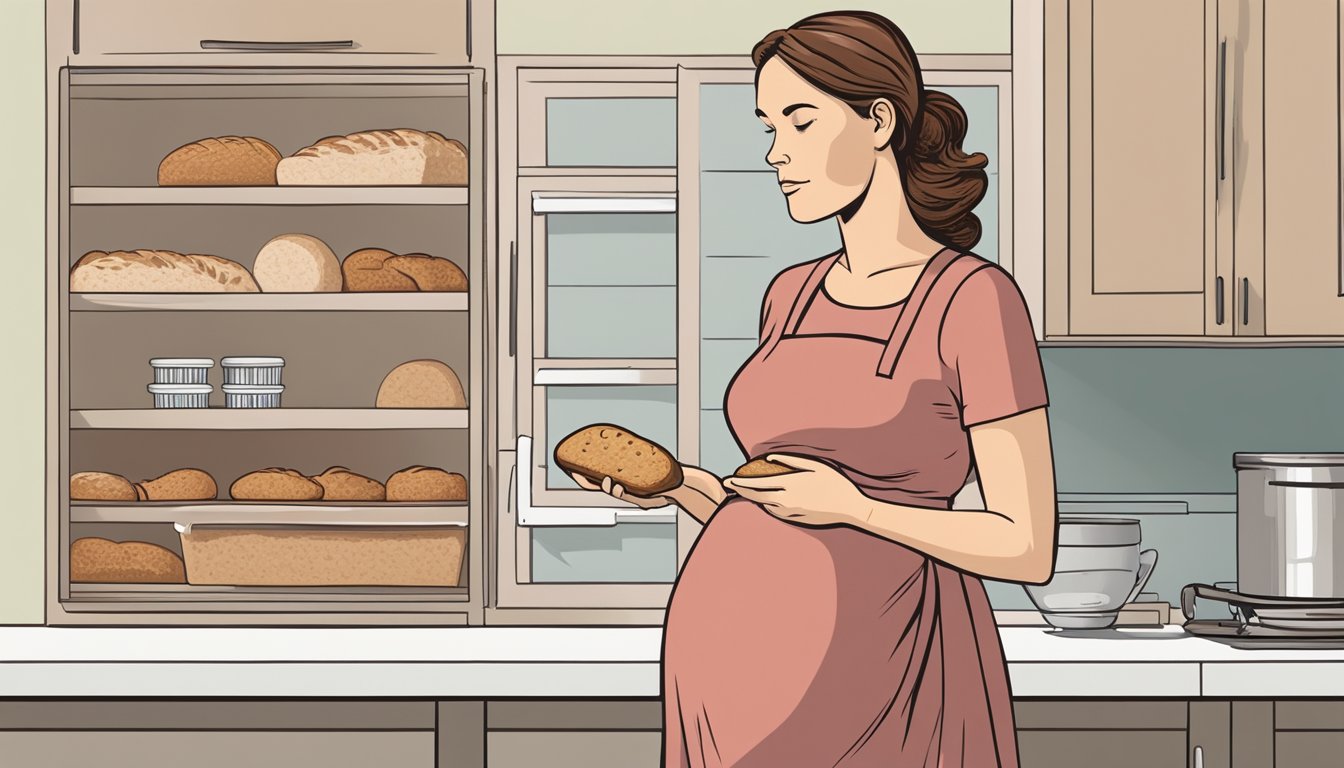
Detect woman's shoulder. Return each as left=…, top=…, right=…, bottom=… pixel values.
left=762, top=250, right=841, bottom=301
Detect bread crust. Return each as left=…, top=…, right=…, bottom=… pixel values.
left=277, top=128, right=466, bottom=186
left=342, top=248, right=419, bottom=291
left=70, top=471, right=137, bottom=501
left=376, top=359, right=466, bottom=408
left=138, top=468, right=218, bottom=500
left=311, top=466, right=386, bottom=501
left=70, top=537, right=186, bottom=583
left=385, top=254, right=468, bottom=291
left=158, top=136, right=281, bottom=186
left=71, top=249, right=260, bottom=293
left=553, top=423, right=683, bottom=497
left=386, top=465, right=467, bottom=501
left=230, top=468, right=324, bottom=501
left=733, top=458, right=798, bottom=477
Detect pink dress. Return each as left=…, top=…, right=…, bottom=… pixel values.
left=662, top=246, right=1050, bottom=767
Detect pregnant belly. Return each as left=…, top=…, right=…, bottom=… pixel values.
left=664, top=498, right=842, bottom=711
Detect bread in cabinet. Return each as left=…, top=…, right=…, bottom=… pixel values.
left=376, top=360, right=467, bottom=408
left=70, top=538, right=187, bottom=583
left=157, top=136, right=281, bottom=186
left=70, top=471, right=137, bottom=501
left=386, top=466, right=467, bottom=501
left=71, top=468, right=217, bottom=501
left=343, top=249, right=468, bottom=292
left=252, top=234, right=342, bottom=292
left=277, top=129, right=468, bottom=186
left=230, top=468, right=324, bottom=501
left=71, top=250, right=260, bottom=293
left=311, top=467, right=386, bottom=501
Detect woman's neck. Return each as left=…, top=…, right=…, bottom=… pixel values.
left=834, top=151, right=946, bottom=279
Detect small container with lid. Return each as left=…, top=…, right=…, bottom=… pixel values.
left=222, top=384, right=284, bottom=408
left=148, top=383, right=212, bottom=408
left=149, top=358, right=214, bottom=385
left=221, top=356, right=285, bottom=386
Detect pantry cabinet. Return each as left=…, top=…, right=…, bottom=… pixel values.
left=63, top=0, right=487, bottom=67
left=1046, top=0, right=1342, bottom=342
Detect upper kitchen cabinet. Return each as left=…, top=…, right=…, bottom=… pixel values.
left=1045, top=0, right=1227, bottom=339
left=1263, top=0, right=1344, bottom=336
left=61, top=0, right=490, bottom=67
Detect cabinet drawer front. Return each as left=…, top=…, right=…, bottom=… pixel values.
left=488, top=731, right=662, bottom=768
left=0, top=731, right=434, bottom=768
left=77, top=0, right=467, bottom=61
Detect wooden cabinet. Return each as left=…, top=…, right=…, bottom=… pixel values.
left=1046, top=0, right=1342, bottom=342
left=1263, top=0, right=1344, bottom=336
left=63, top=0, right=485, bottom=66
left=1014, top=700, right=1204, bottom=768
left=486, top=700, right=663, bottom=768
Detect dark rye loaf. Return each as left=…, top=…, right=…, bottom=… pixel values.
left=554, top=423, right=682, bottom=497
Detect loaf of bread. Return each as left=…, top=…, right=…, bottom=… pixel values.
left=158, top=136, right=282, bottom=186
left=70, top=471, right=137, bottom=501
left=276, top=129, right=467, bottom=186
left=71, top=250, right=260, bottom=293
left=553, top=424, right=683, bottom=497
left=383, top=254, right=467, bottom=291
left=135, top=468, right=218, bottom=501
left=341, top=248, right=419, bottom=291
left=70, top=537, right=186, bottom=583
left=733, top=458, right=798, bottom=477
left=386, top=466, right=467, bottom=501
left=230, top=468, right=324, bottom=501
left=376, top=360, right=466, bottom=408
left=311, top=466, right=386, bottom=501
left=253, top=234, right=342, bottom=292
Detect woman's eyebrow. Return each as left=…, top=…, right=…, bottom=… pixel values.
left=754, top=103, right=818, bottom=118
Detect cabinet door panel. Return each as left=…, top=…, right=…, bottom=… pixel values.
left=1263, top=0, right=1344, bottom=335
left=1065, top=0, right=1215, bottom=335
left=1017, top=730, right=1186, bottom=768
left=488, top=731, right=661, bottom=768
left=1276, top=732, right=1344, bottom=768
left=0, top=731, right=434, bottom=768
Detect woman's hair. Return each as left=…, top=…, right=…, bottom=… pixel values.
left=752, top=11, right=989, bottom=249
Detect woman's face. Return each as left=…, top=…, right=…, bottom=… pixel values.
left=756, top=56, right=890, bottom=223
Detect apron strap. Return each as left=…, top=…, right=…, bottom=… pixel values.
left=781, top=251, right=844, bottom=337
left=875, top=247, right=984, bottom=379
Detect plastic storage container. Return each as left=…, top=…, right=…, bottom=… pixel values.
left=149, top=358, right=214, bottom=385
left=147, top=383, right=212, bottom=408
left=175, top=523, right=467, bottom=586
left=222, top=384, right=283, bottom=408
left=220, top=356, right=285, bottom=386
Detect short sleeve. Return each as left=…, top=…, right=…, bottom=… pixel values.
left=939, top=265, right=1049, bottom=427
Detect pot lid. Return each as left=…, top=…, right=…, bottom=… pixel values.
left=1234, top=453, right=1344, bottom=468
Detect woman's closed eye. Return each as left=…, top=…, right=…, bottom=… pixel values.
left=763, top=119, right=815, bottom=135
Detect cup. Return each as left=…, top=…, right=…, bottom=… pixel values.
left=1023, top=516, right=1159, bottom=629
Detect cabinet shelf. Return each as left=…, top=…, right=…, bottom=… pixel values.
left=68, top=583, right=469, bottom=602
left=69, top=408, right=469, bottom=430
left=70, top=187, right=470, bottom=206
left=70, top=292, right=469, bottom=312
left=70, top=502, right=469, bottom=526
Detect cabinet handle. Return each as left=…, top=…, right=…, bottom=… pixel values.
left=1241, top=277, right=1249, bottom=325
left=1218, top=39, right=1227, bottom=188
left=466, top=0, right=473, bottom=61
left=72, top=0, right=79, bottom=55
left=200, top=40, right=355, bottom=51
left=508, top=241, right=518, bottom=358
left=1215, top=276, right=1224, bottom=325
left=1194, top=745, right=1204, bottom=768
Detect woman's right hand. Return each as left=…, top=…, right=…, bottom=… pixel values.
left=569, top=465, right=728, bottom=509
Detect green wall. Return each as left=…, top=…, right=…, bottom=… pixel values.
left=496, top=0, right=1012, bottom=55
left=0, top=0, right=46, bottom=624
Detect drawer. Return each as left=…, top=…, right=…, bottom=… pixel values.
left=73, top=0, right=471, bottom=64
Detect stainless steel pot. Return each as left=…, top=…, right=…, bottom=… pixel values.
left=1235, top=453, right=1344, bottom=599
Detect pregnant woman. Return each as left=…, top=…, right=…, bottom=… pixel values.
left=570, top=11, right=1056, bottom=767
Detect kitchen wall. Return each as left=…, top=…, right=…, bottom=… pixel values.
left=502, top=0, right=1344, bottom=612
left=0, top=0, right=46, bottom=625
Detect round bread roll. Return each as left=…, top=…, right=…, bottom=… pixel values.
left=158, top=136, right=281, bottom=186
left=342, top=248, right=419, bottom=292
left=70, top=471, right=137, bottom=501
left=386, top=465, right=467, bottom=501
left=253, top=234, right=342, bottom=292
left=70, top=537, right=186, bottom=583
left=376, top=359, right=466, bottom=408
left=311, top=466, right=386, bottom=501
left=385, top=254, right=468, bottom=291
left=137, top=468, right=218, bottom=500
left=230, top=468, right=324, bottom=501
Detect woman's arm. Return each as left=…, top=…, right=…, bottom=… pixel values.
left=852, top=407, right=1057, bottom=584
left=667, top=466, right=730, bottom=525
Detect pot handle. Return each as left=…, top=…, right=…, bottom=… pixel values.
left=1123, top=549, right=1159, bottom=606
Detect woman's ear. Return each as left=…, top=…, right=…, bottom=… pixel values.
left=868, top=98, right=899, bottom=152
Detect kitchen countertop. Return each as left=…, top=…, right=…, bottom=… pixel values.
left=1, top=625, right=1342, bottom=699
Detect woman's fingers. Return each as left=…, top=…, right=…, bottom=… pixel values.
left=571, top=472, right=600, bottom=491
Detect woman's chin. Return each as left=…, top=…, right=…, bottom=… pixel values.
left=784, top=199, right=836, bottom=225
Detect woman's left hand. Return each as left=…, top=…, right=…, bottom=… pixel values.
left=722, top=453, right=869, bottom=528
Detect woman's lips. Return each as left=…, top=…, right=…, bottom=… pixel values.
left=780, top=180, right=808, bottom=195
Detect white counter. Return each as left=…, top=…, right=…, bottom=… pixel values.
left=0, top=625, right=1341, bottom=698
